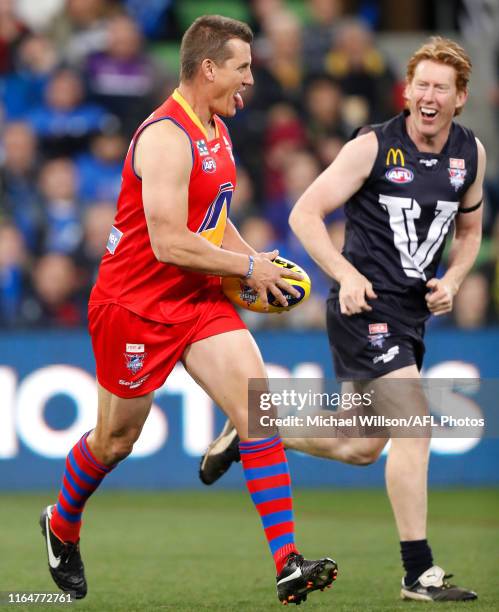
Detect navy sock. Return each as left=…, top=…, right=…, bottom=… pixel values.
left=400, top=539, right=434, bottom=586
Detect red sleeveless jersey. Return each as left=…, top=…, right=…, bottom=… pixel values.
left=89, top=89, right=237, bottom=323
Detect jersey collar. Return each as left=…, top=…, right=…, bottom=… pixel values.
left=172, top=88, right=219, bottom=141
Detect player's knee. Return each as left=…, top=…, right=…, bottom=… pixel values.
left=343, top=443, right=384, bottom=466
left=107, top=436, right=135, bottom=462
left=94, top=428, right=140, bottom=464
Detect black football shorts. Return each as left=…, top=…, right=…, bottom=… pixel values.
left=326, top=296, right=426, bottom=381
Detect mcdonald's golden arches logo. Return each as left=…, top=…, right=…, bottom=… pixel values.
left=386, top=148, right=405, bottom=167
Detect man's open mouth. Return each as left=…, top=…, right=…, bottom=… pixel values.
left=420, top=106, right=438, bottom=120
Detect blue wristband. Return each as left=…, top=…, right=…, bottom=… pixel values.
left=245, top=255, right=255, bottom=279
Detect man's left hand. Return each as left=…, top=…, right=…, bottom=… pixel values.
left=425, top=278, right=456, bottom=315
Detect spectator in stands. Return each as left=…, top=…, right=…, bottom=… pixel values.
left=256, top=10, right=304, bottom=109
left=266, top=148, right=320, bottom=239
left=0, top=121, right=43, bottom=253
left=266, top=146, right=344, bottom=307
left=303, top=0, right=343, bottom=73
left=249, top=0, right=285, bottom=36
left=0, top=0, right=30, bottom=74
left=0, top=222, right=30, bottom=327
left=223, top=81, right=274, bottom=202
left=304, top=74, right=350, bottom=139
left=75, top=129, right=126, bottom=204
left=475, top=217, right=499, bottom=324
left=2, top=34, right=59, bottom=119
left=27, top=68, right=113, bottom=157
left=230, top=165, right=259, bottom=226
left=263, top=103, right=308, bottom=201
left=75, top=200, right=115, bottom=289
left=483, top=29, right=498, bottom=231
left=123, top=0, right=176, bottom=40
left=485, top=260, right=499, bottom=322
left=240, top=215, right=277, bottom=254
left=13, top=0, right=64, bottom=31
left=304, top=73, right=351, bottom=166
left=324, top=17, right=398, bottom=122
left=20, top=252, right=86, bottom=328
left=485, top=177, right=499, bottom=234
left=49, top=0, right=110, bottom=67
left=85, top=14, right=165, bottom=135
left=38, top=158, right=82, bottom=255
left=225, top=5, right=296, bottom=200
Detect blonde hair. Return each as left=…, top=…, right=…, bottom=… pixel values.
left=406, top=37, right=472, bottom=115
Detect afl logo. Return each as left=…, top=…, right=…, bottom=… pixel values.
left=385, top=167, right=414, bottom=184
left=202, top=157, right=217, bottom=173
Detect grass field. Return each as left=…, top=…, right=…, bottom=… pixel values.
left=0, top=489, right=497, bottom=611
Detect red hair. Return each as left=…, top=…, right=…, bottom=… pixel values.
left=406, top=37, right=471, bottom=114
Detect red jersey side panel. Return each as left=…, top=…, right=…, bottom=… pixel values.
left=89, top=90, right=237, bottom=323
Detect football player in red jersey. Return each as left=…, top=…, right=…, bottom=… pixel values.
left=39, top=15, right=337, bottom=605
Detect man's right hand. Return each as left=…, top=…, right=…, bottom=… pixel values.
left=339, top=271, right=377, bottom=315
left=245, top=250, right=303, bottom=311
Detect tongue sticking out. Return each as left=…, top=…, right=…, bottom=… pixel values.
left=234, top=92, right=244, bottom=109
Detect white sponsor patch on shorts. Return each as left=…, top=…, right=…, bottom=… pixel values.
left=126, top=343, right=144, bottom=353
left=372, top=345, right=399, bottom=364
left=119, top=374, right=150, bottom=389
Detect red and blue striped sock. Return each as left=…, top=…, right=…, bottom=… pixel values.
left=240, top=434, right=298, bottom=574
left=50, top=431, right=113, bottom=543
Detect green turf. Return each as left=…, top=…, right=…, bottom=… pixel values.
left=1, top=489, right=497, bottom=611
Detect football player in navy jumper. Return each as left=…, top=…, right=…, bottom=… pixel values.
left=200, top=37, right=484, bottom=602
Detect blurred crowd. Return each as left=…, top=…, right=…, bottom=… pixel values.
left=1, top=0, right=498, bottom=331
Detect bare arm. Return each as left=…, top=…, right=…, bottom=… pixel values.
left=222, top=219, right=283, bottom=270
left=136, top=120, right=300, bottom=308
left=289, top=131, right=379, bottom=314
left=426, top=138, right=486, bottom=315
left=137, top=120, right=249, bottom=276
left=221, top=219, right=256, bottom=255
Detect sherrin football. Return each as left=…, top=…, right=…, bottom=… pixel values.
left=222, top=256, right=311, bottom=313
